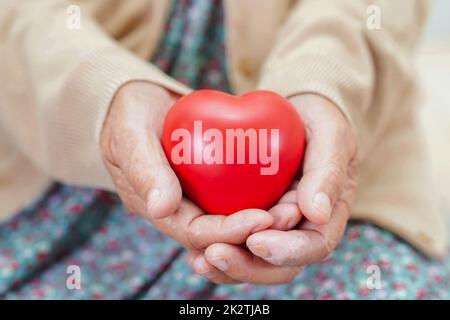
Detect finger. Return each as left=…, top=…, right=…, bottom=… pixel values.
left=247, top=196, right=350, bottom=266
left=188, top=252, right=241, bottom=284
left=151, top=199, right=203, bottom=248
left=247, top=229, right=329, bottom=266
left=185, top=249, right=202, bottom=266
left=186, top=209, right=273, bottom=249
left=269, top=190, right=302, bottom=230
left=204, top=243, right=302, bottom=284
left=102, top=83, right=180, bottom=219
left=122, top=133, right=182, bottom=220
left=292, top=96, right=356, bottom=225
left=154, top=203, right=273, bottom=250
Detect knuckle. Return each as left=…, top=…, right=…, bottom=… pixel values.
left=186, top=219, right=202, bottom=249
left=324, top=161, right=345, bottom=184
left=156, top=217, right=194, bottom=250
left=186, top=229, right=199, bottom=249
left=320, top=233, right=337, bottom=261
left=127, top=157, right=156, bottom=193
left=113, top=128, right=139, bottom=163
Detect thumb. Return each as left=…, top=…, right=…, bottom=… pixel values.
left=297, top=157, right=346, bottom=225
left=122, top=132, right=182, bottom=220
left=292, top=95, right=356, bottom=225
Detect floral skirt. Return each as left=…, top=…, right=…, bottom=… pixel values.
left=1, top=0, right=449, bottom=299
left=0, top=184, right=449, bottom=299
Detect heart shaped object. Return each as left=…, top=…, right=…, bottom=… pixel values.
left=162, top=90, right=305, bottom=215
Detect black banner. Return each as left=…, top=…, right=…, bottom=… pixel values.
left=1, top=299, right=447, bottom=318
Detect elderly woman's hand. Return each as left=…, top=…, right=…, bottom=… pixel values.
left=100, top=81, right=273, bottom=257
left=187, top=94, right=358, bottom=284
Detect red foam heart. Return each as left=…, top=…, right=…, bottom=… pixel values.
left=162, top=90, right=305, bottom=215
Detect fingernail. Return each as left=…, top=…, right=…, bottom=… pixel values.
left=313, top=192, right=331, bottom=219
left=147, top=189, right=161, bottom=217
left=193, top=256, right=210, bottom=274
left=250, top=244, right=271, bottom=259
left=209, top=258, right=229, bottom=271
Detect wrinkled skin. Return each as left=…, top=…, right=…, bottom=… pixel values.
left=101, top=81, right=358, bottom=284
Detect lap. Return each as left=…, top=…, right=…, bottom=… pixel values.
left=1, top=185, right=448, bottom=299
left=209, top=223, right=450, bottom=299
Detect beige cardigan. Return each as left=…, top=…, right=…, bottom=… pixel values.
left=0, top=0, right=447, bottom=258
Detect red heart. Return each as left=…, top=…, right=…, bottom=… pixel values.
left=162, top=90, right=305, bottom=215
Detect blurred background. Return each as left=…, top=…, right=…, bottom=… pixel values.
left=418, top=0, right=450, bottom=214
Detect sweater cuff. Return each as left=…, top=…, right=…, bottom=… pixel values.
left=64, top=45, right=191, bottom=190
left=257, top=53, right=371, bottom=159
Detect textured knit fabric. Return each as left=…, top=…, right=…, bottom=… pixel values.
left=0, top=0, right=449, bottom=300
